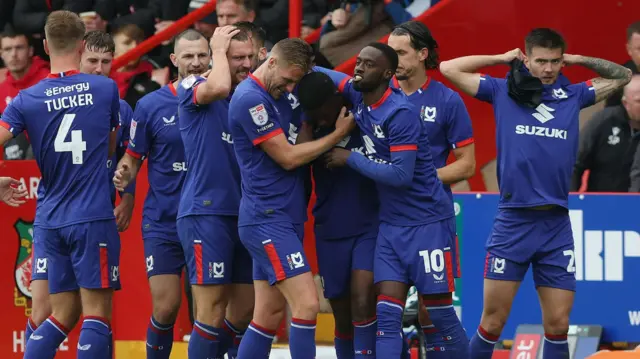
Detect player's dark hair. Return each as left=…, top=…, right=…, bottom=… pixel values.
left=627, top=21, right=640, bottom=42
left=524, top=28, right=566, bottom=55
left=0, top=26, right=31, bottom=48
left=391, top=21, right=439, bottom=70
left=272, top=38, right=313, bottom=72
left=231, top=27, right=251, bottom=42
left=84, top=30, right=115, bottom=55
left=367, top=42, right=399, bottom=73
left=233, top=21, right=267, bottom=48
left=45, top=10, right=86, bottom=54
left=173, top=29, right=207, bottom=52
left=298, top=72, right=338, bottom=111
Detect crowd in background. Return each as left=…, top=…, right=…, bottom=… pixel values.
left=0, top=0, right=639, bottom=194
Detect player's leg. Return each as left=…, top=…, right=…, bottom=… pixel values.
left=26, top=235, right=52, bottom=345
left=373, top=224, right=410, bottom=358
left=350, top=234, right=377, bottom=359
left=71, top=220, right=121, bottom=359
left=144, top=237, right=185, bottom=359
left=316, top=237, right=356, bottom=359
left=179, top=215, right=232, bottom=358
left=24, top=228, right=82, bottom=359
left=411, top=219, right=468, bottom=358
left=532, top=211, right=576, bottom=359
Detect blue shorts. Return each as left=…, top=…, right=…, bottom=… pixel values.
left=316, top=231, right=376, bottom=299
left=31, top=234, right=48, bottom=282
left=143, top=236, right=185, bottom=278
left=34, top=220, right=121, bottom=294
left=177, top=215, right=252, bottom=285
left=239, top=222, right=308, bottom=285
left=484, top=208, right=576, bottom=291
left=374, top=218, right=457, bottom=295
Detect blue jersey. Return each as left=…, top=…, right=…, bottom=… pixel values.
left=317, top=67, right=453, bottom=226
left=476, top=75, right=595, bottom=208
left=126, top=83, right=186, bottom=237
left=176, top=75, right=241, bottom=218
left=109, top=99, right=135, bottom=203
left=229, top=73, right=306, bottom=226
left=0, top=70, right=119, bottom=228
left=391, top=77, right=474, bottom=198
left=312, top=127, right=379, bottom=240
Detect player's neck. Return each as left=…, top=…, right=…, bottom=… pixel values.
left=49, top=55, right=80, bottom=75
left=399, top=72, right=428, bottom=96
left=363, top=85, right=389, bottom=107
left=252, top=65, right=267, bottom=85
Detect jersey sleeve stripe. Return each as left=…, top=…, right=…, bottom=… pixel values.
left=125, top=148, right=143, bottom=159
left=123, top=140, right=129, bottom=148
left=193, top=83, right=201, bottom=104
left=252, top=128, right=284, bottom=146
left=452, top=137, right=475, bottom=149
left=585, top=80, right=594, bottom=90
left=390, top=144, right=418, bottom=152
left=0, top=120, right=11, bottom=131
left=338, top=77, right=351, bottom=92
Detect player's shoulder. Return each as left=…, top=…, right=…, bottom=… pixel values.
left=231, top=80, right=270, bottom=109
left=431, top=79, right=466, bottom=105
left=178, top=75, right=206, bottom=92
left=387, top=87, right=417, bottom=112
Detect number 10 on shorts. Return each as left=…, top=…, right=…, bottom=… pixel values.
left=420, top=249, right=445, bottom=273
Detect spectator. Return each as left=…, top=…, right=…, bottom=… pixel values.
left=605, top=21, right=640, bottom=107
left=572, top=75, right=640, bottom=192
left=93, top=0, right=155, bottom=37
left=188, top=0, right=221, bottom=38
left=630, top=142, right=640, bottom=192
left=110, top=24, right=160, bottom=109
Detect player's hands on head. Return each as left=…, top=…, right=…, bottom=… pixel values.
left=210, top=26, right=240, bottom=53
left=334, top=106, right=356, bottom=136
left=323, top=148, right=351, bottom=169
left=113, top=164, right=132, bottom=192
left=562, top=54, right=582, bottom=66
left=501, top=48, right=524, bottom=63
left=0, top=177, right=27, bottom=207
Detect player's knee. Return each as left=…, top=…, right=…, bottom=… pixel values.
left=153, top=300, right=181, bottom=324
left=291, top=293, right=319, bottom=320
left=543, top=315, right=569, bottom=335
left=254, top=300, right=287, bottom=329
left=350, top=291, right=375, bottom=321
left=480, top=310, right=508, bottom=335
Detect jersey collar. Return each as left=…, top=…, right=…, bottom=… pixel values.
left=47, top=69, right=80, bottom=78
left=392, top=75, right=431, bottom=93
left=168, top=81, right=178, bottom=96
left=248, top=73, right=267, bottom=91
left=368, top=87, right=392, bottom=111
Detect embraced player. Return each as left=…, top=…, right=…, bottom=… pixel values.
left=25, top=30, right=135, bottom=359
left=0, top=11, right=121, bottom=359
left=113, top=30, right=208, bottom=359
left=440, top=28, right=632, bottom=358
left=296, top=71, right=379, bottom=359
left=173, top=26, right=256, bottom=359
left=228, top=38, right=354, bottom=359
left=388, top=21, right=475, bottom=353
left=319, top=43, right=469, bottom=358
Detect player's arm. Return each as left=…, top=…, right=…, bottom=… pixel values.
left=438, top=93, right=476, bottom=184
left=439, top=49, right=523, bottom=97
left=261, top=107, right=354, bottom=170
left=0, top=95, right=26, bottom=147
left=563, top=54, right=633, bottom=103
left=312, top=67, right=362, bottom=105
left=194, top=26, right=237, bottom=105
left=295, top=121, right=314, bottom=144
left=0, top=126, right=12, bottom=147
left=570, top=110, right=604, bottom=191
left=330, top=109, right=418, bottom=187
left=114, top=103, right=149, bottom=191
left=109, top=83, right=121, bottom=158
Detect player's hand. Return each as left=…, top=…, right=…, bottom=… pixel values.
left=323, top=148, right=351, bottom=169
left=562, top=54, right=583, bottom=66
left=334, top=106, right=355, bottom=136
left=200, top=69, right=212, bottom=78
left=0, top=177, right=27, bottom=207
left=113, top=163, right=132, bottom=192
left=500, top=48, right=524, bottom=63
left=210, top=26, right=240, bottom=53
left=114, top=194, right=134, bottom=232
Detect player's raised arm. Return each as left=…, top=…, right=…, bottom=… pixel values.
left=563, top=54, right=633, bottom=103
left=313, top=66, right=363, bottom=106
left=439, top=49, right=523, bottom=97
left=193, top=26, right=239, bottom=105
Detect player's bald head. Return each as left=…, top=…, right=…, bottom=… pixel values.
left=174, top=29, right=208, bottom=54
left=624, top=75, right=640, bottom=98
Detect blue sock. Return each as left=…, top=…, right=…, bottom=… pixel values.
left=468, top=326, right=499, bottom=359
left=25, top=317, right=37, bottom=346
left=24, top=316, right=69, bottom=359
left=543, top=333, right=569, bottom=359
left=401, top=331, right=411, bottom=359
left=77, top=316, right=111, bottom=359
left=424, top=298, right=469, bottom=357
left=422, top=324, right=448, bottom=358
left=228, top=330, right=244, bottom=359
left=290, top=317, right=316, bottom=359
left=218, top=319, right=239, bottom=359
left=375, top=295, right=404, bottom=358
left=222, top=319, right=244, bottom=359
left=237, top=321, right=274, bottom=359
left=334, top=329, right=354, bottom=359
left=189, top=321, right=221, bottom=359
left=146, top=316, right=174, bottom=359
left=353, top=317, right=376, bottom=358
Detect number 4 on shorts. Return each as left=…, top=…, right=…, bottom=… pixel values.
left=54, top=113, right=87, bottom=165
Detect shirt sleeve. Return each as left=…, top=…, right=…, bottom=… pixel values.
left=0, top=95, right=26, bottom=137
left=178, top=75, right=208, bottom=111
left=312, top=66, right=362, bottom=106
left=231, top=93, right=283, bottom=146
left=126, top=102, right=152, bottom=161
left=445, top=92, right=474, bottom=149
left=569, top=81, right=596, bottom=109
left=117, top=100, right=136, bottom=195
left=111, top=81, right=120, bottom=132
left=475, top=74, right=500, bottom=103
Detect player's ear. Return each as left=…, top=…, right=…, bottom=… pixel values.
left=384, top=69, right=394, bottom=81
left=259, top=47, right=267, bottom=61
left=169, top=53, right=178, bottom=67
left=418, top=47, right=428, bottom=62
left=43, top=39, right=50, bottom=56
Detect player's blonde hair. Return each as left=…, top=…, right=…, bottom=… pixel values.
left=271, top=38, right=313, bottom=72
left=44, top=10, right=86, bottom=55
